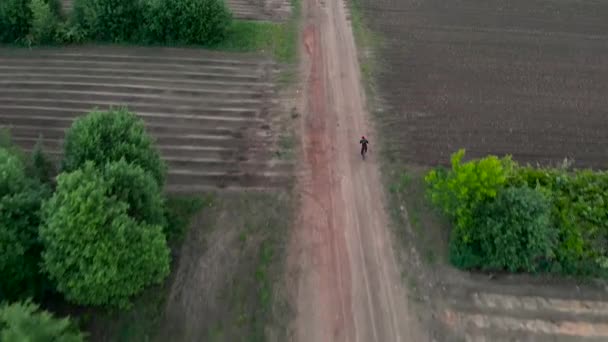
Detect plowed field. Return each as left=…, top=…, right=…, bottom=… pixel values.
left=361, top=0, right=608, bottom=168
left=0, top=46, right=292, bottom=192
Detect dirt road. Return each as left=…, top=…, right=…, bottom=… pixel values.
left=288, top=0, right=426, bottom=340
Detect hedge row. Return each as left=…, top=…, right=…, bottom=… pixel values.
left=0, top=0, right=231, bottom=45
left=426, top=149, right=608, bottom=277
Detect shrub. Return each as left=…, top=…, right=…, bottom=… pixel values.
left=0, top=148, right=50, bottom=301
left=103, top=159, right=166, bottom=227
left=512, top=167, right=608, bottom=275
left=40, top=162, right=170, bottom=308
left=425, top=149, right=514, bottom=240
left=143, top=0, right=231, bottom=45
left=450, top=186, right=556, bottom=272
left=63, top=108, right=166, bottom=186
left=0, top=0, right=33, bottom=43
left=0, top=299, right=84, bottom=341
left=72, top=0, right=143, bottom=42
left=26, top=0, right=59, bottom=45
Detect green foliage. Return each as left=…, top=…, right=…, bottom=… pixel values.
left=27, top=139, right=56, bottom=185
left=143, top=0, right=231, bottom=45
left=103, top=159, right=166, bottom=227
left=511, top=167, right=608, bottom=275
left=40, top=162, right=170, bottom=308
left=450, top=186, right=556, bottom=272
left=428, top=149, right=608, bottom=277
left=0, top=0, right=32, bottom=43
left=0, top=148, right=50, bottom=301
left=164, top=195, right=208, bottom=243
left=26, top=0, right=59, bottom=45
left=63, top=108, right=166, bottom=187
left=425, top=149, right=514, bottom=239
left=0, top=299, right=84, bottom=342
left=72, top=0, right=143, bottom=42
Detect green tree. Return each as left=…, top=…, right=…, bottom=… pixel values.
left=103, top=158, right=166, bottom=227
left=0, top=148, right=50, bottom=301
left=451, top=186, right=557, bottom=272
left=0, top=299, right=84, bottom=342
left=40, top=162, right=170, bottom=308
left=0, top=0, right=33, bottom=43
left=63, top=108, right=166, bottom=186
left=27, top=0, right=59, bottom=45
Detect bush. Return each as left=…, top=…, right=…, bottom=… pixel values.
left=40, top=162, right=170, bottom=308
left=0, top=299, right=84, bottom=341
left=103, top=159, right=166, bottom=227
left=425, top=149, right=514, bottom=240
left=450, top=186, right=556, bottom=272
left=0, top=0, right=32, bottom=43
left=72, top=0, right=143, bottom=42
left=63, top=108, right=166, bottom=187
left=0, top=148, right=50, bottom=301
left=26, top=0, right=59, bottom=45
left=143, top=0, right=231, bottom=45
left=512, top=167, right=608, bottom=275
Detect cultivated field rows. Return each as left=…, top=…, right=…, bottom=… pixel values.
left=362, top=0, right=608, bottom=169
left=0, top=46, right=292, bottom=192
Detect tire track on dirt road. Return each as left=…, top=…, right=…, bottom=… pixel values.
left=288, top=0, right=427, bottom=340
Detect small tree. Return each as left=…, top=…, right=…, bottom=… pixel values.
left=40, top=162, right=170, bottom=308
left=451, top=186, right=557, bottom=272
left=0, top=148, right=50, bottom=301
left=0, top=299, right=84, bottom=342
left=63, top=108, right=166, bottom=186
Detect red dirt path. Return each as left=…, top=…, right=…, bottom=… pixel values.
left=287, top=0, right=427, bottom=340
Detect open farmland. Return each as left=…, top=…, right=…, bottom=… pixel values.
left=355, top=0, right=608, bottom=340
left=0, top=46, right=292, bottom=192
left=360, top=0, right=608, bottom=169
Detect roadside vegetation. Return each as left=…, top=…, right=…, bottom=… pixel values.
left=0, top=109, right=202, bottom=338
left=0, top=0, right=298, bottom=60
left=426, top=149, right=608, bottom=277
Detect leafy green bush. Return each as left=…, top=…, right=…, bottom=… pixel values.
left=63, top=108, right=166, bottom=186
left=103, top=159, right=166, bottom=227
left=0, top=0, right=33, bottom=43
left=0, top=148, right=51, bottom=301
left=40, top=162, right=170, bottom=308
left=26, top=0, right=59, bottom=45
left=72, top=0, right=143, bottom=42
left=511, top=167, right=608, bottom=275
left=425, top=149, right=514, bottom=240
left=143, top=0, right=231, bottom=45
left=450, top=186, right=556, bottom=272
left=0, top=299, right=84, bottom=341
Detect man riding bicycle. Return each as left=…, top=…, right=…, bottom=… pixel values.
left=360, top=136, right=369, bottom=158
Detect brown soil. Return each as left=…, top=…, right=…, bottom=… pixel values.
left=359, top=0, right=608, bottom=169
left=286, top=0, right=428, bottom=340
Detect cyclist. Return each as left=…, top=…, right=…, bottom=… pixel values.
left=360, top=136, right=369, bottom=158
